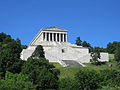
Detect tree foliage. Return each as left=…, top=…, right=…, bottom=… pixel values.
left=90, top=52, right=100, bottom=65
left=91, top=47, right=106, bottom=53
left=100, top=69, right=120, bottom=87
left=75, top=68, right=102, bottom=90
left=75, top=68, right=120, bottom=90
left=82, top=41, right=91, bottom=47
left=31, top=45, right=45, bottom=59
left=76, top=37, right=82, bottom=46
left=90, top=48, right=101, bottom=65
left=115, top=47, right=120, bottom=64
left=0, top=72, right=35, bottom=90
left=107, top=41, right=120, bottom=54
left=21, top=45, right=27, bottom=49
left=0, top=33, right=24, bottom=77
left=22, top=58, right=60, bottom=90
left=59, top=77, right=76, bottom=90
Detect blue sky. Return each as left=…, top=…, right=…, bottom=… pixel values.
left=0, top=0, right=120, bottom=47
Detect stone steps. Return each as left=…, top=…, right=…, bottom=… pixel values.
left=62, top=60, right=83, bottom=67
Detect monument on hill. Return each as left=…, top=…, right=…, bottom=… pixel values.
left=21, top=26, right=109, bottom=67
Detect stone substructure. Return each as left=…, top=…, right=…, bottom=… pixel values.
left=21, top=26, right=109, bottom=67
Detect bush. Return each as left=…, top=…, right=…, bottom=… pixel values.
left=0, top=72, right=36, bottom=90
left=59, top=77, right=76, bottom=90
left=100, top=69, right=120, bottom=87
left=75, top=68, right=102, bottom=90
left=98, top=85, right=120, bottom=90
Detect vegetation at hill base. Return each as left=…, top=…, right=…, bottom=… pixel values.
left=1, top=32, right=120, bottom=90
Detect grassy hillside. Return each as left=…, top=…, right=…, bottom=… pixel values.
left=51, top=54, right=117, bottom=79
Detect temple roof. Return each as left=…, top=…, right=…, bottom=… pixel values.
left=42, top=26, right=68, bottom=32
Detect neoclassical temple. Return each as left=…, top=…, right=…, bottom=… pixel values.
left=21, top=26, right=109, bottom=67
left=30, top=26, right=68, bottom=45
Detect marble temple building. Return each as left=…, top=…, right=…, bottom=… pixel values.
left=21, top=26, right=109, bottom=67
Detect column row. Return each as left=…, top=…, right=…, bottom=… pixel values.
left=43, top=32, right=67, bottom=42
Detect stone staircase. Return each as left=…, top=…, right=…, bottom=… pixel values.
left=62, top=60, right=83, bottom=67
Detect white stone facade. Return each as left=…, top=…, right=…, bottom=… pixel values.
left=21, top=26, right=109, bottom=67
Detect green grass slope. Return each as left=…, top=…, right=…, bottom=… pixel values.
left=51, top=54, right=117, bottom=79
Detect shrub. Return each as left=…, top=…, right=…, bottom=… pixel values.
left=59, top=77, right=76, bottom=90
left=0, top=72, right=36, bottom=90
left=100, top=68, right=120, bottom=87
left=75, top=68, right=102, bottom=90
left=98, top=85, right=120, bottom=90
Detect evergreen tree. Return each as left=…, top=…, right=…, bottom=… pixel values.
left=76, top=37, right=82, bottom=46
left=31, top=45, right=45, bottom=59
left=82, top=41, right=91, bottom=47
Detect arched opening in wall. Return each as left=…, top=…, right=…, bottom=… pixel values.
left=62, top=49, right=65, bottom=53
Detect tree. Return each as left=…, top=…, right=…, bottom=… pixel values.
left=90, top=51, right=101, bottom=65
left=22, top=58, right=60, bottom=90
left=0, top=33, right=23, bottom=77
left=76, top=37, right=82, bottom=46
left=16, top=38, right=21, bottom=44
left=7, top=60, right=25, bottom=74
left=107, top=42, right=120, bottom=54
left=24, top=45, right=60, bottom=89
left=0, top=72, right=36, bottom=90
left=82, top=41, right=91, bottom=47
left=115, top=47, right=120, bottom=64
left=21, top=45, right=27, bottom=49
left=31, top=45, right=45, bottom=59
left=90, top=47, right=106, bottom=53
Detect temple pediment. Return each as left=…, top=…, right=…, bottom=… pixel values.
left=30, top=26, right=68, bottom=45
left=42, top=26, right=68, bottom=32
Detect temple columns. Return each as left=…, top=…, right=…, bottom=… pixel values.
left=45, top=33, right=47, bottom=41
left=62, top=34, right=64, bottom=42
left=48, top=33, right=50, bottom=41
left=55, top=33, right=57, bottom=42
left=66, top=34, right=67, bottom=42
left=43, top=32, right=67, bottom=42
left=52, top=33, right=54, bottom=41
left=59, top=33, right=61, bottom=42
